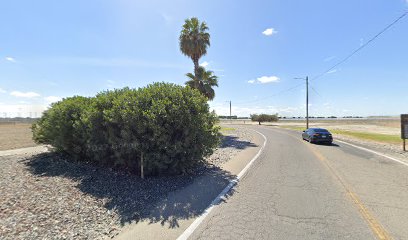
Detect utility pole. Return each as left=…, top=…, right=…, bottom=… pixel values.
left=306, top=76, right=309, bottom=129
left=229, top=100, right=232, bottom=124
left=294, top=76, right=309, bottom=129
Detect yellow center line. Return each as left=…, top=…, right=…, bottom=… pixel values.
left=270, top=128, right=393, bottom=240
left=307, top=146, right=392, bottom=240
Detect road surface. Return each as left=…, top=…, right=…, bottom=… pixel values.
left=189, top=126, right=408, bottom=240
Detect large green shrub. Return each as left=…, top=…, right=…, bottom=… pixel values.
left=32, top=96, right=91, bottom=159
left=32, top=83, right=220, bottom=176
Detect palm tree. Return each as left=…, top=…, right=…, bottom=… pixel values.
left=186, top=66, right=218, bottom=100
left=179, top=17, right=210, bottom=77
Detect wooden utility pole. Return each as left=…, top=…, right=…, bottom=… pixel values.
left=402, top=114, right=408, bottom=151
left=306, top=76, right=309, bottom=129
left=295, top=76, right=309, bottom=129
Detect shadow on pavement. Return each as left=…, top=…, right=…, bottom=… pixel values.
left=313, top=142, right=340, bottom=147
left=24, top=153, right=236, bottom=228
left=219, top=135, right=258, bottom=149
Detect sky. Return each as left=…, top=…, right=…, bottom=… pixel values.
left=0, top=0, right=407, bottom=118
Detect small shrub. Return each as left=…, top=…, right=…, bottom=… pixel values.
left=250, top=113, right=278, bottom=125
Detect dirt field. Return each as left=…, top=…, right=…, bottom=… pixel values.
left=0, top=118, right=403, bottom=151
left=221, top=118, right=401, bottom=135
left=0, top=123, right=37, bottom=151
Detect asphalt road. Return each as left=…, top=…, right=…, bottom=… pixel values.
left=189, top=126, right=408, bottom=240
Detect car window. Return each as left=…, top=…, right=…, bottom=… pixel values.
left=314, top=129, right=329, bottom=133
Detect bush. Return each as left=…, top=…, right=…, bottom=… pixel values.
left=32, top=96, right=91, bottom=159
left=250, top=113, right=278, bottom=125
left=32, top=82, right=220, bottom=176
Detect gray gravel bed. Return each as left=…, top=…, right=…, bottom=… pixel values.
left=0, top=128, right=255, bottom=240
left=206, top=126, right=255, bottom=167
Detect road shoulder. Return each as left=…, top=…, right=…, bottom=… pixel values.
left=114, top=128, right=265, bottom=240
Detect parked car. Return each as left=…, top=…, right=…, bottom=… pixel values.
left=302, top=128, right=333, bottom=144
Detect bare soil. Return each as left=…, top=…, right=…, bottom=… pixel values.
left=221, top=118, right=401, bottom=136
left=0, top=123, right=37, bottom=151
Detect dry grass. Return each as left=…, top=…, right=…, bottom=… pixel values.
left=220, top=118, right=403, bottom=146
left=0, top=123, right=37, bottom=151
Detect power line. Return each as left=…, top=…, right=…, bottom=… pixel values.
left=309, top=83, right=323, bottom=98
left=311, top=11, right=408, bottom=82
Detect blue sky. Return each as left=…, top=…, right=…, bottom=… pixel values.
left=0, top=0, right=407, bottom=117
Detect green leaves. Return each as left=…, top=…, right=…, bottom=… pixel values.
left=250, top=114, right=279, bottom=125
left=32, top=83, right=219, bottom=176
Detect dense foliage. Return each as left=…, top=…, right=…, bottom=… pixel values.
left=179, top=17, right=210, bottom=76
left=250, top=114, right=279, bottom=125
left=179, top=17, right=218, bottom=101
left=185, top=66, right=218, bottom=100
left=32, top=83, right=220, bottom=176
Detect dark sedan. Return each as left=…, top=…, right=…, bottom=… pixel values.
left=302, top=128, right=333, bottom=144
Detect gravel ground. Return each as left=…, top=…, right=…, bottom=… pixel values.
left=206, top=126, right=255, bottom=167
left=0, top=127, right=255, bottom=240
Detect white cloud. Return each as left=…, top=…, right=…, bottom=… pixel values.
left=44, top=96, right=62, bottom=104
left=258, top=76, right=279, bottom=83
left=200, top=61, right=209, bottom=67
left=0, top=104, right=47, bottom=118
left=257, top=76, right=280, bottom=84
left=323, top=102, right=330, bottom=106
left=0, top=88, right=6, bottom=93
left=10, top=91, right=41, bottom=98
left=248, top=76, right=280, bottom=84
left=5, top=57, right=16, bottom=62
left=210, top=104, right=301, bottom=117
left=262, top=28, right=278, bottom=36
left=327, top=69, right=337, bottom=74
left=324, top=56, right=336, bottom=62
left=279, top=107, right=298, bottom=113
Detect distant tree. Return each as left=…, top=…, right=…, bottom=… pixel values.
left=250, top=114, right=279, bottom=125
left=179, top=17, right=210, bottom=78
left=186, top=66, right=218, bottom=100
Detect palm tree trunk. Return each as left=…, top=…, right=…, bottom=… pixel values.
left=193, top=57, right=199, bottom=88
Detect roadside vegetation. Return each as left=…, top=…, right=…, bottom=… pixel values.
left=180, top=17, right=218, bottom=100
left=219, top=127, right=236, bottom=131
left=30, top=17, right=223, bottom=177
left=250, top=114, right=279, bottom=125
left=280, top=125, right=401, bottom=144
left=32, top=83, right=220, bottom=177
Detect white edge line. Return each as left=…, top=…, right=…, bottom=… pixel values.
left=336, top=139, right=408, bottom=167
left=177, top=130, right=267, bottom=240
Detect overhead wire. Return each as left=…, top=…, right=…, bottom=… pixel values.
left=226, top=11, right=407, bottom=108
left=311, top=11, right=408, bottom=82
left=233, top=82, right=305, bottom=105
